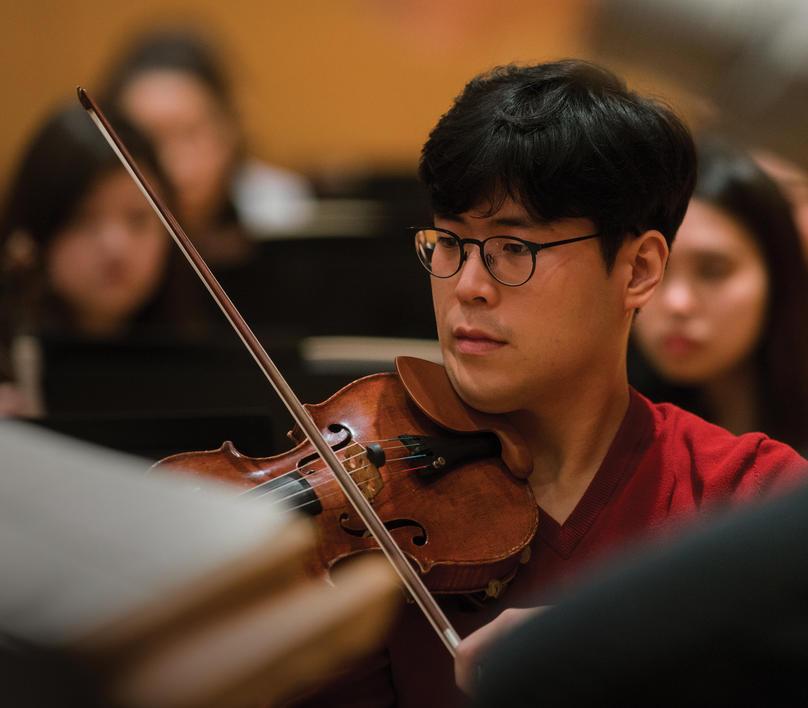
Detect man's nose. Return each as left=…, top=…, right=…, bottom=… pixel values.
left=453, top=245, right=498, bottom=303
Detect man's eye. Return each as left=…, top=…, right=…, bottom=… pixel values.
left=436, top=236, right=458, bottom=248
left=502, top=241, right=529, bottom=255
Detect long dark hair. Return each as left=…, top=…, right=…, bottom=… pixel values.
left=631, top=138, right=808, bottom=450
left=0, top=104, right=201, bottom=361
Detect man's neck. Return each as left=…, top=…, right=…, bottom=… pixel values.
left=506, top=364, right=630, bottom=525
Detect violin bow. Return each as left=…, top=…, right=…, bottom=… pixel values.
left=77, top=87, right=461, bottom=656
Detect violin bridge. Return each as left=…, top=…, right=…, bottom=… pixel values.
left=342, top=443, right=384, bottom=503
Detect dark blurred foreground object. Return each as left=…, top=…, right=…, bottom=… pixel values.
left=476, top=480, right=808, bottom=707
left=591, top=0, right=808, bottom=168
left=32, top=331, right=290, bottom=454
left=34, top=329, right=438, bottom=455
left=38, top=332, right=290, bottom=417
left=0, top=421, right=399, bottom=707
left=1, top=634, right=104, bottom=707
left=25, top=411, right=274, bottom=460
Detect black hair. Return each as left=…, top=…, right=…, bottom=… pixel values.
left=632, top=137, right=808, bottom=451
left=101, top=29, right=234, bottom=115
left=0, top=105, right=167, bottom=250
left=419, top=59, right=697, bottom=269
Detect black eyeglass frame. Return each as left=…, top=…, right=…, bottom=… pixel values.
left=410, top=226, right=601, bottom=287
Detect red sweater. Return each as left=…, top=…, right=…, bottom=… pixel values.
left=307, top=389, right=807, bottom=707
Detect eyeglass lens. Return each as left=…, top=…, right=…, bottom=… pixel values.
left=414, top=229, right=534, bottom=286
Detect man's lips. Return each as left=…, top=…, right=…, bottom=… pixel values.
left=452, top=327, right=507, bottom=354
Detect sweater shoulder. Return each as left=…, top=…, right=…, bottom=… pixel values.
left=641, top=395, right=806, bottom=500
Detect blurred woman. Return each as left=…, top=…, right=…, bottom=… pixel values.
left=631, top=138, right=808, bottom=452
left=0, top=105, right=203, bottom=414
left=101, top=29, right=313, bottom=265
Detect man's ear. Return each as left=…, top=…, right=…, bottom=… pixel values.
left=622, top=230, right=668, bottom=311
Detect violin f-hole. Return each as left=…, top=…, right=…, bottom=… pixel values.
left=339, top=513, right=428, bottom=547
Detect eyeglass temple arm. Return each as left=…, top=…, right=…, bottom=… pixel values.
left=533, top=232, right=600, bottom=252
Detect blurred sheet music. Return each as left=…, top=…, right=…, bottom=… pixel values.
left=0, top=421, right=399, bottom=707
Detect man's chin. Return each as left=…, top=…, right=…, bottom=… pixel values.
left=459, top=390, right=515, bottom=415
left=445, top=362, right=516, bottom=415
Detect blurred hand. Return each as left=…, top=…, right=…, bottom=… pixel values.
left=455, top=606, right=547, bottom=696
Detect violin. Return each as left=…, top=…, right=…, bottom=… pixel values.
left=153, top=355, right=538, bottom=595
left=77, top=87, right=539, bottom=656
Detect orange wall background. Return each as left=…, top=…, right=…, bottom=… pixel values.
left=0, top=0, right=599, bottom=189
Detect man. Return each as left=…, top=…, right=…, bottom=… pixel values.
left=308, top=59, right=806, bottom=707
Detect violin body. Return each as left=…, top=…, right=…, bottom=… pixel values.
left=154, top=357, right=539, bottom=596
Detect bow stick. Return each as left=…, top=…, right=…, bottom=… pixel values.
left=77, top=87, right=461, bottom=656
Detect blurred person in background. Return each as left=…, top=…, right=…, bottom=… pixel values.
left=101, top=28, right=314, bottom=267
left=0, top=105, right=205, bottom=416
left=631, top=138, right=808, bottom=454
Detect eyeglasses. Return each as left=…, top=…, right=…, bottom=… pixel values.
left=411, top=226, right=601, bottom=287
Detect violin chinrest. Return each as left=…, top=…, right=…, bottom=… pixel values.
left=395, top=356, right=532, bottom=479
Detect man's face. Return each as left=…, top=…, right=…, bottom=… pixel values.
left=431, top=198, right=625, bottom=414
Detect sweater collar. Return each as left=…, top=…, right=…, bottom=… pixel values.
left=537, top=387, right=655, bottom=557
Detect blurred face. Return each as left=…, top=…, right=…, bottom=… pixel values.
left=47, top=169, right=169, bottom=334
left=634, top=199, right=769, bottom=384
left=431, top=198, right=625, bottom=414
left=118, top=70, right=237, bottom=227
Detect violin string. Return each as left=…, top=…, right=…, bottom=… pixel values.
left=246, top=451, right=430, bottom=507
left=247, top=455, right=418, bottom=506
left=385, top=454, right=428, bottom=464
left=273, top=453, right=429, bottom=506
left=283, top=465, right=431, bottom=515
left=256, top=439, right=411, bottom=485
left=241, top=444, right=422, bottom=499
left=242, top=443, right=407, bottom=495
left=284, top=464, right=433, bottom=515
left=236, top=446, right=383, bottom=497
left=238, top=431, right=451, bottom=510
left=240, top=438, right=416, bottom=496
left=256, top=462, right=377, bottom=508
